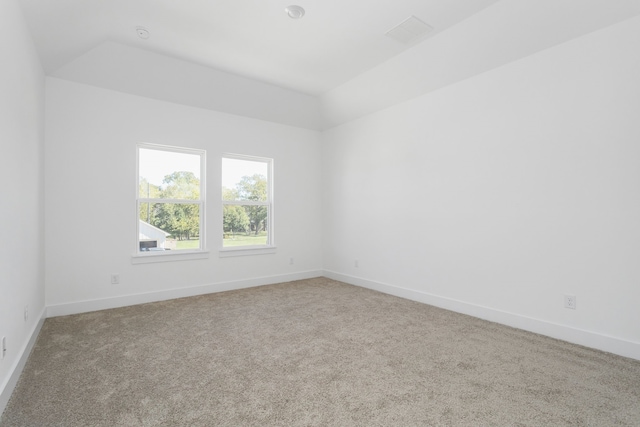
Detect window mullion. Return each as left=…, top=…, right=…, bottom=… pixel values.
left=222, top=200, right=268, bottom=206
left=139, top=198, right=202, bottom=204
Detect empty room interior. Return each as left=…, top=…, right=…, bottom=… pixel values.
left=2, top=0, right=640, bottom=425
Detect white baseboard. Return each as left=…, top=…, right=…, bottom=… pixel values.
left=323, top=270, right=640, bottom=361
left=46, top=270, right=324, bottom=318
left=0, top=307, right=46, bottom=416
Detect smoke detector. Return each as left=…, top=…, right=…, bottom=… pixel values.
left=285, top=5, right=305, bottom=19
left=136, top=27, right=150, bottom=40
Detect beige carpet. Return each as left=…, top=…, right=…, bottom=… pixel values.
left=2, top=277, right=639, bottom=426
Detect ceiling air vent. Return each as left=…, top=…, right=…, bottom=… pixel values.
left=385, top=15, right=433, bottom=44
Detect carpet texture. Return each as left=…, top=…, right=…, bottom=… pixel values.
left=2, top=278, right=639, bottom=426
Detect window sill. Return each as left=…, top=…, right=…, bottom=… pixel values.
left=131, top=250, right=210, bottom=264
left=219, top=246, right=277, bottom=258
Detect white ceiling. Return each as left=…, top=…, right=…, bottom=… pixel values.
left=18, top=0, right=500, bottom=95
left=17, top=0, right=640, bottom=130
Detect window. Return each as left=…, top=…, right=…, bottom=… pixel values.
left=136, top=143, right=205, bottom=256
left=222, top=154, right=273, bottom=250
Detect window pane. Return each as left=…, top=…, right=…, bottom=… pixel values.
left=139, top=202, right=200, bottom=251
left=139, top=148, right=201, bottom=200
left=222, top=158, right=268, bottom=202
left=222, top=205, right=268, bottom=247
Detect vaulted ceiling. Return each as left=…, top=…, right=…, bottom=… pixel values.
left=18, top=0, right=499, bottom=95
left=18, top=0, right=640, bottom=129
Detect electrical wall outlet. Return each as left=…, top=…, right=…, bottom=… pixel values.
left=24, top=305, right=28, bottom=322
left=564, top=295, right=576, bottom=310
left=1, top=336, right=6, bottom=360
left=111, top=274, right=120, bottom=285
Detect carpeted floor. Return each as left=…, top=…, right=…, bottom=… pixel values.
left=2, top=277, right=639, bottom=426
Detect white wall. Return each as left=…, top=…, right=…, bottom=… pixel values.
left=53, top=42, right=323, bottom=131
left=45, top=78, right=322, bottom=313
left=320, top=0, right=640, bottom=128
left=0, top=0, right=45, bottom=411
left=322, top=15, right=640, bottom=359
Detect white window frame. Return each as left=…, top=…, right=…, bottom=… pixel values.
left=132, top=143, right=208, bottom=264
left=220, top=153, right=275, bottom=257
